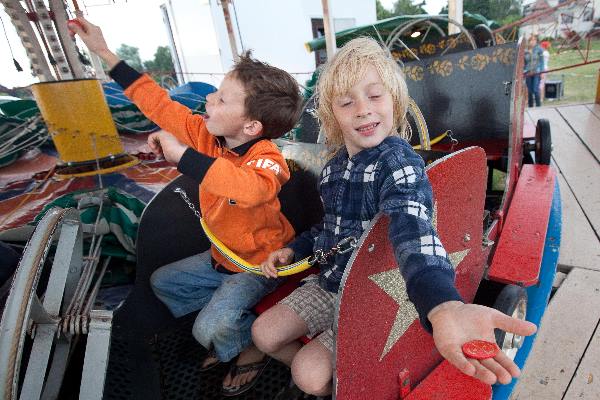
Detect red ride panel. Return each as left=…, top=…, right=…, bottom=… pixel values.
left=405, top=361, right=492, bottom=400
left=488, top=164, right=556, bottom=286
left=335, top=147, right=488, bottom=400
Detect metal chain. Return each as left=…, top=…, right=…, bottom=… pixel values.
left=446, top=129, right=459, bottom=151
left=308, top=236, right=358, bottom=266
left=174, top=187, right=201, bottom=218
left=174, top=187, right=357, bottom=266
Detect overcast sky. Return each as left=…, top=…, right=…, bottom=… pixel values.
left=380, top=0, right=448, bottom=15
left=0, top=0, right=169, bottom=89
left=0, top=0, right=448, bottom=90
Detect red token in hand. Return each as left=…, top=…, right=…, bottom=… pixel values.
left=462, top=340, right=500, bottom=360
left=67, top=19, right=84, bottom=32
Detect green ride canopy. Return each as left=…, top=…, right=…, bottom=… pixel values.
left=304, top=12, right=499, bottom=53
left=35, top=187, right=146, bottom=261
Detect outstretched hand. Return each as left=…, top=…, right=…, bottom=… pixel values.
left=147, top=131, right=188, bottom=164
left=428, top=301, right=537, bottom=385
left=67, top=16, right=120, bottom=68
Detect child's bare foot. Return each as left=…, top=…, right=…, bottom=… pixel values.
left=222, top=344, right=270, bottom=396
left=199, top=349, right=220, bottom=371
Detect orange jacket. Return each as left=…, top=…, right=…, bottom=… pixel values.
left=124, top=74, right=295, bottom=272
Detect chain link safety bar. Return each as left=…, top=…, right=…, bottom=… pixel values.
left=308, top=236, right=358, bottom=266
left=175, top=187, right=201, bottom=218
left=173, top=188, right=357, bottom=275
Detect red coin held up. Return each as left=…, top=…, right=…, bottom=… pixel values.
left=462, top=340, right=500, bottom=360
left=67, top=19, right=84, bottom=31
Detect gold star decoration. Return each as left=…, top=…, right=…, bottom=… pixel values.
left=369, top=202, right=470, bottom=360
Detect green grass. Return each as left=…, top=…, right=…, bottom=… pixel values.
left=541, top=38, right=600, bottom=106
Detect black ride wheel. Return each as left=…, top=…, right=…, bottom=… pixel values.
left=535, top=119, right=552, bottom=165
left=493, top=284, right=527, bottom=360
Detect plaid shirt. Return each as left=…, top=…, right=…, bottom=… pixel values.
left=289, top=136, right=462, bottom=327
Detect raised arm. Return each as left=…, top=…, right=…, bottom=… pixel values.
left=68, top=17, right=207, bottom=149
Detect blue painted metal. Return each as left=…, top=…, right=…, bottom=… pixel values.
left=169, top=82, right=216, bottom=110
left=168, top=81, right=216, bottom=97
left=492, top=180, right=562, bottom=399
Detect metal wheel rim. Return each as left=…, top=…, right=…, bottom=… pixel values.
left=501, top=297, right=527, bottom=359
left=385, top=16, right=477, bottom=61
left=0, top=208, right=82, bottom=399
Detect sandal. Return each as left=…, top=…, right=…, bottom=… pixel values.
left=221, top=356, right=271, bottom=397
left=199, top=349, right=221, bottom=372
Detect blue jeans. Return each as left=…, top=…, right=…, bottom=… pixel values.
left=526, top=74, right=541, bottom=107
left=150, top=250, right=281, bottom=362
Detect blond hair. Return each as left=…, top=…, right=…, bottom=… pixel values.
left=315, top=37, right=410, bottom=150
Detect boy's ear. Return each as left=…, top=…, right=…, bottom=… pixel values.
left=243, top=120, right=263, bottom=137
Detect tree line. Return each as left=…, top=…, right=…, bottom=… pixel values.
left=115, top=44, right=175, bottom=80
left=376, top=0, right=523, bottom=26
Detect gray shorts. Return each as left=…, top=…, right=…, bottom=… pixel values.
left=279, top=275, right=336, bottom=352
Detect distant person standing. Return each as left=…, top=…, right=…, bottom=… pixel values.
left=524, top=35, right=544, bottom=107
left=539, top=41, right=551, bottom=99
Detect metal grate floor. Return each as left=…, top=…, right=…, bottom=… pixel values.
left=104, top=319, right=292, bottom=400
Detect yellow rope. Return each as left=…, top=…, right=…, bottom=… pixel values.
left=412, top=131, right=448, bottom=150
left=200, top=218, right=312, bottom=276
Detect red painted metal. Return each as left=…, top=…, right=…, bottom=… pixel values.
left=26, top=12, right=39, bottom=22
left=488, top=164, right=556, bottom=286
left=398, top=369, right=411, bottom=399
left=404, top=361, right=492, bottom=400
left=0, top=160, right=179, bottom=230
left=431, top=139, right=507, bottom=161
left=498, top=40, right=526, bottom=231
left=335, top=147, right=488, bottom=400
left=491, top=0, right=580, bottom=35
left=0, top=153, right=57, bottom=187
left=531, top=59, right=600, bottom=76
left=462, top=340, right=500, bottom=360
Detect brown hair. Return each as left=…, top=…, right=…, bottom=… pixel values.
left=230, top=52, right=303, bottom=139
left=315, top=37, right=409, bottom=150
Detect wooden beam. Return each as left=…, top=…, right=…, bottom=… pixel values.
left=448, top=0, right=463, bottom=35
left=49, top=0, right=85, bottom=79
left=220, top=0, right=239, bottom=61
left=555, top=173, right=600, bottom=271
left=557, top=105, right=600, bottom=162
left=563, top=314, right=600, bottom=399
left=512, top=268, right=600, bottom=399
left=2, top=0, right=54, bottom=81
left=528, top=107, right=600, bottom=236
left=321, top=0, right=336, bottom=60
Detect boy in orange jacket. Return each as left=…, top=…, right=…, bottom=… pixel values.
left=70, top=17, right=302, bottom=396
